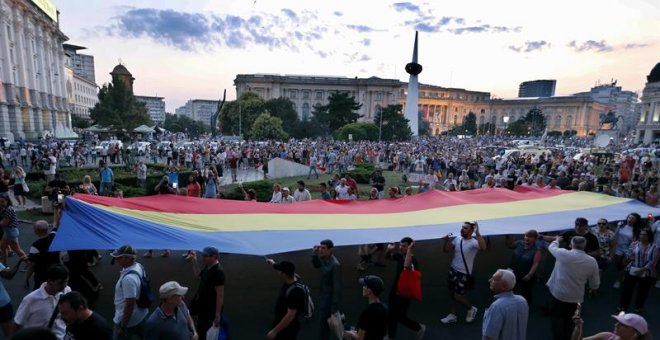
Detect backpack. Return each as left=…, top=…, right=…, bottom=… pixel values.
left=286, top=281, right=314, bottom=320
left=121, top=267, right=155, bottom=309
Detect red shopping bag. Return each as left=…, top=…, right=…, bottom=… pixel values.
left=396, top=269, right=422, bottom=301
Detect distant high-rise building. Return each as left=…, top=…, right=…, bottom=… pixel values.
left=135, top=96, right=166, bottom=124
left=63, top=44, right=96, bottom=83
left=518, top=80, right=556, bottom=97
left=175, top=100, right=219, bottom=126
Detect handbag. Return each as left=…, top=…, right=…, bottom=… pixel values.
left=460, top=239, right=476, bottom=290
left=396, top=265, right=423, bottom=301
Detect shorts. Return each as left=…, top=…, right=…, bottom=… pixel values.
left=0, top=303, right=13, bottom=323
left=3, top=227, right=18, bottom=241
left=448, top=267, right=469, bottom=295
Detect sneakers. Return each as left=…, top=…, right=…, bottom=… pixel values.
left=466, top=307, right=479, bottom=323
left=440, top=313, right=457, bottom=324
left=613, top=281, right=621, bottom=289
left=415, top=324, right=426, bottom=340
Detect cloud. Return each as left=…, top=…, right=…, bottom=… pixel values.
left=344, top=52, right=372, bottom=63
left=567, top=40, right=613, bottom=52
left=333, top=11, right=343, bottom=16
left=402, top=12, right=519, bottom=35
left=450, top=24, right=521, bottom=35
left=392, top=2, right=422, bottom=14
left=346, top=24, right=380, bottom=33
left=361, top=38, right=371, bottom=46
left=508, top=40, right=549, bottom=53
left=359, top=54, right=371, bottom=62
left=623, top=43, right=648, bottom=49
left=96, top=7, right=331, bottom=53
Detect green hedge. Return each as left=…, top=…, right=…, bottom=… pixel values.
left=224, top=180, right=276, bottom=202
left=341, top=163, right=376, bottom=184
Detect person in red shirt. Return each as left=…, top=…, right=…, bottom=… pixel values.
left=618, top=165, right=631, bottom=184
left=187, top=175, right=201, bottom=198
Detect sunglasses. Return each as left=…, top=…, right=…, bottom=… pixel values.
left=597, top=222, right=607, bottom=225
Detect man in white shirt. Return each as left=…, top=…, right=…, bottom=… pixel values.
left=44, top=152, right=57, bottom=182
left=111, top=245, right=149, bottom=339
left=335, top=178, right=350, bottom=200
left=13, top=264, right=71, bottom=339
left=546, top=235, right=599, bottom=340
left=293, top=180, right=312, bottom=202
left=441, top=222, right=487, bottom=324
left=280, top=188, right=296, bottom=204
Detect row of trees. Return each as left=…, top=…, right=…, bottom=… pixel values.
left=448, top=109, right=549, bottom=137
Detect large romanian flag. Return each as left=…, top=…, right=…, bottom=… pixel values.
left=51, top=187, right=660, bottom=255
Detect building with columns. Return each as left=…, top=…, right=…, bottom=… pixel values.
left=235, top=73, right=607, bottom=137
left=636, top=63, right=660, bottom=144
left=0, top=0, right=75, bottom=141
left=234, top=74, right=402, bottom=122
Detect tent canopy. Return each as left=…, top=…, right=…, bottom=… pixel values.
left=84, top=124, right=109, bottom=132
left=51, top=187, right=660, bottom=255
left=133, top=125, right=155, bottom=133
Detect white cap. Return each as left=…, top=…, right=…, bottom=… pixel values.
left=159, top=281, right=188, bottom=298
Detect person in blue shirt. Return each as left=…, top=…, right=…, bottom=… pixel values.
left=165, top=166, right=179, bottom=189
left=482, top=269, right=528, bottom=340
left=99, top=162, right=114, bottom=196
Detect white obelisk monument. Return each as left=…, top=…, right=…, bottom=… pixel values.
left=404, top=31, right=422, bottom=137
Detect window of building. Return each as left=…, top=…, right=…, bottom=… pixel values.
left=555, top=115, right=562, bottom=127
left=290, top=90, right=297, bottom=99
left=566, top=115, right=572, bottom=127
left=491, top=115, right=497, bottom=124
left=480, top=109, right=485, bottom=114
left=375, top=91, right=383, bottom=101
left=302, top=103, right=310, bottom=121
left=303, top=91, right=309, bottom=100
left=315, top=91, right=323, bottom=100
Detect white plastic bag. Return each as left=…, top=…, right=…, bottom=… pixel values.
left=327, top=311, right=344, bottom=340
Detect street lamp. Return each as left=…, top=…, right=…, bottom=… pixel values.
left=503, top=116, right=510, bottom=136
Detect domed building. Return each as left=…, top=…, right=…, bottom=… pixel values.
left=636, top=62, right=660, bottom=144
left=110, top=64, right=135, bottom=92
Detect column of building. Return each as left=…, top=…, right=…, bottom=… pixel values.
left=11, top=8, right=27, bottom=139
left=0, top=1, right=13, bottom=140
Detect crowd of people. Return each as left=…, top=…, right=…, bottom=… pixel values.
left=0, top=134, right=657, bottom=339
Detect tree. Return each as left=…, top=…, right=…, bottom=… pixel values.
left=506, top=119, right=529, bottom=136
left=90, top=79, right=151, bottom=133
left=248, top=112, right=288, bottom=140
left=164, top=113, right=210, bottom=137
left=265, top=97, right=300, bottom=135
left=219, top=92, right=265, bottom=136
left=312, top=92, right=362, bottom=136
left=336, top=122, right=379, bottom=141
left=291, top=119, right=324, bottom=139
left=71, top=115, right=90, bottom=129
left=463, top=112, right=477, bottom=135
left=478, top=122, right=496, bottom=135
left=374, top=104, right=412, bottom=141
left=418, top=110, right=430, bottom=136
left=522, top=107, right=546, bottom=137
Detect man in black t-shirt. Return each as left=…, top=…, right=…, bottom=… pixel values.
left=344, top=275, right=388, bottom=340
left=190, top=246, right=226, bottom=340
left=58, top=291, right=112, bottom=340
left=265, top=260, right=305, bottom=340
left=560, top=217, right=601, bottom=257
left=26, top=220, right=60, bottom=290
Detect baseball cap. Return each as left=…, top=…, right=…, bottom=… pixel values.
left=110, top=245, right=137, bottom=258
left=159, top=281, right=189, bottom=298
left=611, top=312, right=647, bottom=335
left=359, top=275, right=384, bottom=296
left=272, top=261, right=295, bottom=276
left=201, top=246, right=219, bottom=257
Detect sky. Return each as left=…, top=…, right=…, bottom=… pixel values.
left=52, top=0, right=660, bottom=112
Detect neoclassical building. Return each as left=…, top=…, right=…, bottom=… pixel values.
left=235, top=74, right=403, bottom=122
left=636, top=63, right=660, bottom=144
left=235, top=73, right=609, bottom=137
left=0, top=0, right=74, bottom=141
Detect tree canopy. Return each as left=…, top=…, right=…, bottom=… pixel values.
left=463, top=112, right=477, bottom=135
left=163, top=113, right=210, bottom=137
left=336, top=122, right=379, bottom=141
left=219, top=92, right=265, bottom=136
left=89, top=79, right=151, bottom=132
left=374, top=104, right=412, bottom=141
left=418, top=110, right=430, bottom=136
left=264, top=97, right=300, bottom=136
left=248, top=112, right=288, bottom=140
left=312, top=92, right=362, bottom=136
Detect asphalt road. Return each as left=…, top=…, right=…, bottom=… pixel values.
left=3, top=222, right=659, bottom=340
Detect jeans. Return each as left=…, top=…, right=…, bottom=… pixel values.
left=100, top=182, right=113, bottom=196
left=307, top=166, right=319, bottom=179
